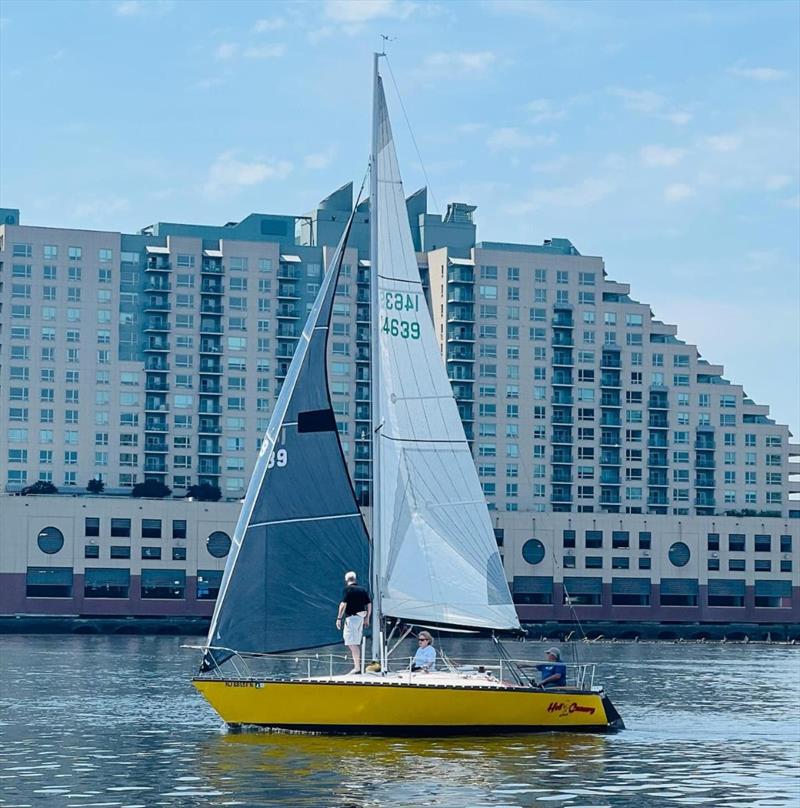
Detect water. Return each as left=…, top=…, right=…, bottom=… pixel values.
left=1, top=636, right=798, bottom=807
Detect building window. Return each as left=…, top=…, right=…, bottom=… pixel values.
left=84, top=568, right=130, bottom=599
left=142, top=546, right=162, bottom=560
left=37, top=526, right=64, bottom=555
left=728, top=533, right=746, bottom=552
left=521, top=539, right=546, bottom=565
left=110, top=518, right=131, bottom=538
left=142, top=519, right=162, bottom=540
left=197, top=570, right=223, bottom=600
left=172, top=547, right=187, bottom=561
left=110, top=546, right=131, bottom=560
left=668, top=542, right=691, bottom=567
left=84, top=544, right=100, bottom=559
left=585, top=530, right=603, bottom=549
left=26, top=567, right=72, bottom=598
left=206, top=531, right=232, bottom=558
left=141, top=569, right=186, bottom=600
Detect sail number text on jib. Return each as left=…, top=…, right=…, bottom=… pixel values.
left=382, top=291, right=420, bottom=340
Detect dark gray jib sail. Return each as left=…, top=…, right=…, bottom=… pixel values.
left=201, top=207, right=369, bottom=672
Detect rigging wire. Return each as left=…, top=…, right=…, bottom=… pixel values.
left=383, top=52, right=442, bottom=215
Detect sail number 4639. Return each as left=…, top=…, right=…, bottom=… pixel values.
left=383, top=292, right=420, bottom=340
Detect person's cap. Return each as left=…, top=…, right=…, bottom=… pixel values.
left=546, top=647, right=561, bottom=659
left=344, top=570, right=357, bottom=582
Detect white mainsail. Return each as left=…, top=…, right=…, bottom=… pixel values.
left=372, top=69, right=520, bottom=631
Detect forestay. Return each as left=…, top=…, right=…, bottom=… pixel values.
left=201, top=209, right=369, bottom=671
left=372, top=74, right=519, bottom=631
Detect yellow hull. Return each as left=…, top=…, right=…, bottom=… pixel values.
left=193, top=677, right=623, bottom=735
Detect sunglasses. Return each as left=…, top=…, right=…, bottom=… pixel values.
left=418, top=639, right=428, bottom=643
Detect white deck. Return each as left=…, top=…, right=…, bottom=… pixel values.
left=308, top=668, right=513, bottom=689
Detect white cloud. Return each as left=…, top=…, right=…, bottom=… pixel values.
left=426, top=51, right=497, bottom=74
left=729, top=66, right=788, bottom=82
left=307, top=26, right=334, bottom=44
left=664, top=183, right=695, bottom=202
left=215, top=42, right=285, bottom=61
left=705, top=134, right=742, bottom=152
left=304, top=147, right=336, bottom=170
left=456, top=122, right=486, bottom=134
left=525, top=98, right=566, bottom=124
left=608, top=86, right=666, bottom=114
left=765, top=174, right=793, bottom=191
left=608, top=87, right=691, bottom=125
left=252, top=17, right=286, bottom=33
left=640, top=145, right=688, bottom=167
left=510, top=177, right=616, bottom=213
left=487, top=127, right=556, bottom=151
left=323, top=0, right=416, bottom=25
left=73, top=196, right=130, bottom=221
left=115, top=0, right=173, bottom=17
left=215, top=42, right=239, bottom=60
left=242, top=44, right=286, bottom=59
left=204, top=151, right=292, bottom=197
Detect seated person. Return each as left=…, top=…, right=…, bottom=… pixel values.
left=411, top=631, right=436, bottom=672
left=535, top=647, right=567, bottom=688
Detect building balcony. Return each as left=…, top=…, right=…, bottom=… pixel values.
left=447, top=291, right=475, bottom=304
left=145, top=300, right=171, bottom=313
left=648, top=452, right=668, bottom=467
left=145, top=380, right=169, bottom=393
left=648, top=395, right=669, bottom=410
left=551, top=454, right=573, bottom=464
left=552, top=351, right=574, bottom=367
left=278, top=284, right=300, bottom=299
left=601, top=395, right=621, bottom=407
left=647, top=474, right=669, bottom=487
left=200, top=302, right=224, bottom=315
left=648, top=417, right=669, bottom=429
left=198, top=421, right=222, bottom=434
left=145, top=281, right=171, bottom=292
left=198, top=442, right=222, bottom=455
left=145, top=318, right=170, bottom=332
left=552, top=316, right=574, bottom=328
left=277, top=265, right=301, bottom=280
left=200, top=280, right=224, bottom=294
left=447, top=306, right=474, bottom=323
left=552, top=374, right=573, bottom=386
left=145, top=419, right=168, bottom=432
left=600, top=414, right=622, bottom=427
left=198, top=403, right=222, bottom=415
left=695, top=476, right=716, bottom=488
left=600, top=355, right=622, bottom=369
left=200, top=321, right=223, bottom=335
left=552, top=430, right=573, bottom=445
left=600, top=432, right=621, bottom=447
left=551, top=395, right=574, bottom=405
left=451, top=383, right=474, bottom=401
left=648, top=435, right=668, bottom=448
left=552, top=335, right=574, bottom=347
left=199, top=342, right=222, bottom=354
left=647, top=494, right=669, bottom=506
left=276, top=345, right=296, bottom=358
left=199, top=361, right=223, bottom=374
left=695, top=440, right=716, bottom=450
left=600, top=453, right=621, bottom=466
left=695, top=496, right=716, bottom=507
left=356, top=348, right=370, bottom=362
left=201, top=260, right=223, bottom=274
left=144, top=400, right=169, bottom=413
left=600, top=373, right=622, bottom=387
left=600, top=472, right=621, bottom=485
left=144, top=441, right=168, bottom=453
left=144, top=460, right=168, bottom=473
left=551, top=471, right=573, bottom=483
left=146, top=259, right=171, bottom=271
left=277, top=325, right=299, bottom=338
left=356, top=305, right=370, bottom=323
left=276, top=363, right=290, bottom=379
left=145, top=340, right=170, bottom=352
left=447, top=327, right=475, bottom=343
left=600, top=493, right=621, bottom=505
left=448, top=268, right=474, bottom=283
left=197, top=462, right=221, bottom=476
left=277, top=305, right=301, bottom=318
left=145, top=359, right=169, bottom=372
left=199, top=383, right=222, bottom=395
left=447, top=348, right=475, bottom=362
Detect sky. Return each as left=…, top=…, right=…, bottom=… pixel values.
left=1, top=0, right=798, bottom=437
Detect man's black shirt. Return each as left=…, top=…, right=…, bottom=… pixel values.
left=341, top=584, right=371, bottom=616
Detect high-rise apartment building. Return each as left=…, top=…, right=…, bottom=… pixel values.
left=1, top=190, right=796, bottom=518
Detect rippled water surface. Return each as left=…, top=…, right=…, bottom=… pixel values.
left=1, top=636, right=798, bottom=807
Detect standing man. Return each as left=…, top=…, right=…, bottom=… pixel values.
left=336, top=571, right=372, bottom=674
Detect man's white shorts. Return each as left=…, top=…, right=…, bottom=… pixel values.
left=343, top=612, right=366, bottom=646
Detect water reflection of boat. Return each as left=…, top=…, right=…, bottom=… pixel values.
left=191, top=53, right=623, bottom=735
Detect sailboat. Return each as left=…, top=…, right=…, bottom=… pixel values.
left=192, top=55, right=624, bottom=735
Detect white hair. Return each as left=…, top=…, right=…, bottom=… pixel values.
left=344, top=571, right=357, bottom=583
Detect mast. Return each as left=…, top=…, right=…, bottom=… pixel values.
left=369, top=51, right=383, bottom=662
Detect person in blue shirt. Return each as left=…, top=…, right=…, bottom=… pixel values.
left=411, top=631, right=436, bottom=672
left=536, top=647, right=567, bottom=688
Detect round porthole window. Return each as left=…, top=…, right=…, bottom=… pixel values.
left=207, top=531, right=231, bottom=558
left=37, top=526, right=64, bottom=555
left=668, top=541, right=691, bottom=567
left=522, top=538, right=546, bottom=565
